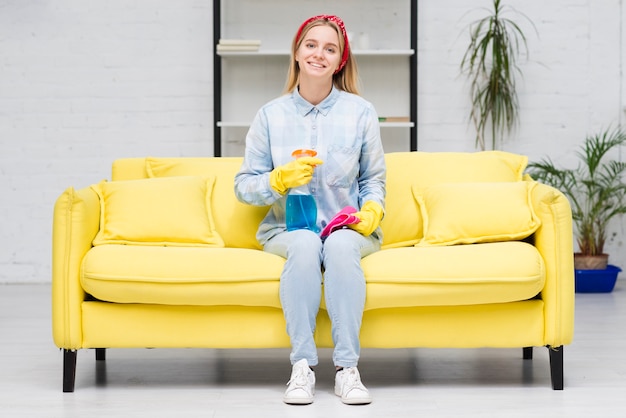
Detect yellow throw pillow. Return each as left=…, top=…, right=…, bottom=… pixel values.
left=91, top=176, right=224, bottom=247
left=381, top=151, right=529, bottom=249
left=414, top=181, right=540, bottom=246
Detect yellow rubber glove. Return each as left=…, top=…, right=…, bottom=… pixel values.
left=348, top=201, right=384, bottom=236
left=269, top=157, right=324, bottom=194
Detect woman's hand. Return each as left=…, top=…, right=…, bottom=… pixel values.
left=348, top=201, right=384, bottom=236
left=269, top=157, right=324, bottom=194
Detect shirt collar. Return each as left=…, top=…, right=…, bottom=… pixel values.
left=292, top=85, right=340, bottom=117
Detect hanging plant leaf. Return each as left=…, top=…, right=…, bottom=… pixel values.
left=460, top=0, right=535, bottom=150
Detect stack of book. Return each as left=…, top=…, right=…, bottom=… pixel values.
left=216, top=39, right=261, bottom=52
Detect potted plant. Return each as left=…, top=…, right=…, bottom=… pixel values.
left=526, top=127, right=626, bottom=292
left=460, top=0, right=535, bottom=150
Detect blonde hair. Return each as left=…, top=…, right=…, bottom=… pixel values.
left=283, top=18, right=360, bottom=95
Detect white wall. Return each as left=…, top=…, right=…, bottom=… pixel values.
left=0, top=0, right=625, bottom=282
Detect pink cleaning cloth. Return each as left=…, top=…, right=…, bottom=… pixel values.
left=320, top=206, right=360, bottom=239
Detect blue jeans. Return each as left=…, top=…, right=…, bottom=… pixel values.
left=264, top=228, right=380, bottom=368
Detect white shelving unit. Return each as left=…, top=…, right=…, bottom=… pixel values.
left=212, top=1, right=417, bottom=156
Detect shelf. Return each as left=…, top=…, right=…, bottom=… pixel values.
left=216, top=122, right=250, bottom=128
left=379, top=122, right=415, bottom=128
left=217, top=49, right=415, bottom=57
left=217, top=121, right=414, bottom=128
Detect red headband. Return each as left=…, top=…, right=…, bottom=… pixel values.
left=295, top=15, right=350, bottom=74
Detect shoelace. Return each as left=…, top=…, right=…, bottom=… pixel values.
left=342, top=368, right=364, bottom=392
left=287, top=366, right=310, bottom=388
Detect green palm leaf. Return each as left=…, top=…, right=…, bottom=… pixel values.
left=527, top=127, right=626, bottom=256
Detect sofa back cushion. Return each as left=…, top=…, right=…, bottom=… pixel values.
left=110, top=151, right=528, bottom=250
left=144, top=157, right=267, bottom=250
left=380, top=151, right=528, bottom=248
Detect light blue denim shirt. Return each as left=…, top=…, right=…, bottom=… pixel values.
left=234, top=86, right=386, bottom=245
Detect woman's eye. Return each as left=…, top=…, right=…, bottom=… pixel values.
left=326, top=47, right=336, bottom=53
left=306, top=43, right=315, bottom=48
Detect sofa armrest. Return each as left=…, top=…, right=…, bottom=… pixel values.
left=530, top=182, right=575, bottom=346
left=52, top=186, right=101, bottom=349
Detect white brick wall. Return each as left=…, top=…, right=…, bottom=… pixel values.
left=0, top=0, right=214, bottom=282
left=0, top=0, right=624, bottom=282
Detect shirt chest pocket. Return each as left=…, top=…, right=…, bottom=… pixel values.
left=325, top=145, right=360, bottom=188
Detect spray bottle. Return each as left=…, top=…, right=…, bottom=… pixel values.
left=285, top=149, right=319, bottom=232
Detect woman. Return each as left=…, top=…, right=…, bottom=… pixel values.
left=234, top=14, right=386, bottom=405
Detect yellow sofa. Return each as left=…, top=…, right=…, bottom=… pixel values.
left=52, top=151, right=575, bottom=392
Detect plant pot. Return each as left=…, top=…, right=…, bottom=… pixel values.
left=574, top=253, right=609, bottom=270
left=575, top=265, right=622, bottom=293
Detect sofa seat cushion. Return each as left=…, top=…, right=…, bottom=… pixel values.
left=361, top=241, right=544, bottom=310
left=81, top=245, right=285, bottom=307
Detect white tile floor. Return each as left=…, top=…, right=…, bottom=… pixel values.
left=1, top=282, right=625, bottom=417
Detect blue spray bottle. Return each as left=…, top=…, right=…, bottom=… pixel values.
left=285, top=149, right=319, bottom=232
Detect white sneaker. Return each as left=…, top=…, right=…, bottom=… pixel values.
left=335, top=367, right=372, bottom=405
left=283, top=359, right=315, bottom=405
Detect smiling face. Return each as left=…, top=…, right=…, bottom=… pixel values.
left=295, top=25, right=342, bottom=82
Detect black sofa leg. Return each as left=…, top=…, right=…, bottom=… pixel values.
left=523, top=346, right=533, bottom=359
left=63, top=349, right=77, bottom=393
left=96, top=348, right=106, bottom=361
left=548, top=345, right=564, bottom=390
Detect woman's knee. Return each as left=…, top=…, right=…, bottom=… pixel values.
left=285, top=230, right=323, bottom=257
left=266, top=229, right=322, bottom=259
left=323, top=230, right=362, bottom=257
